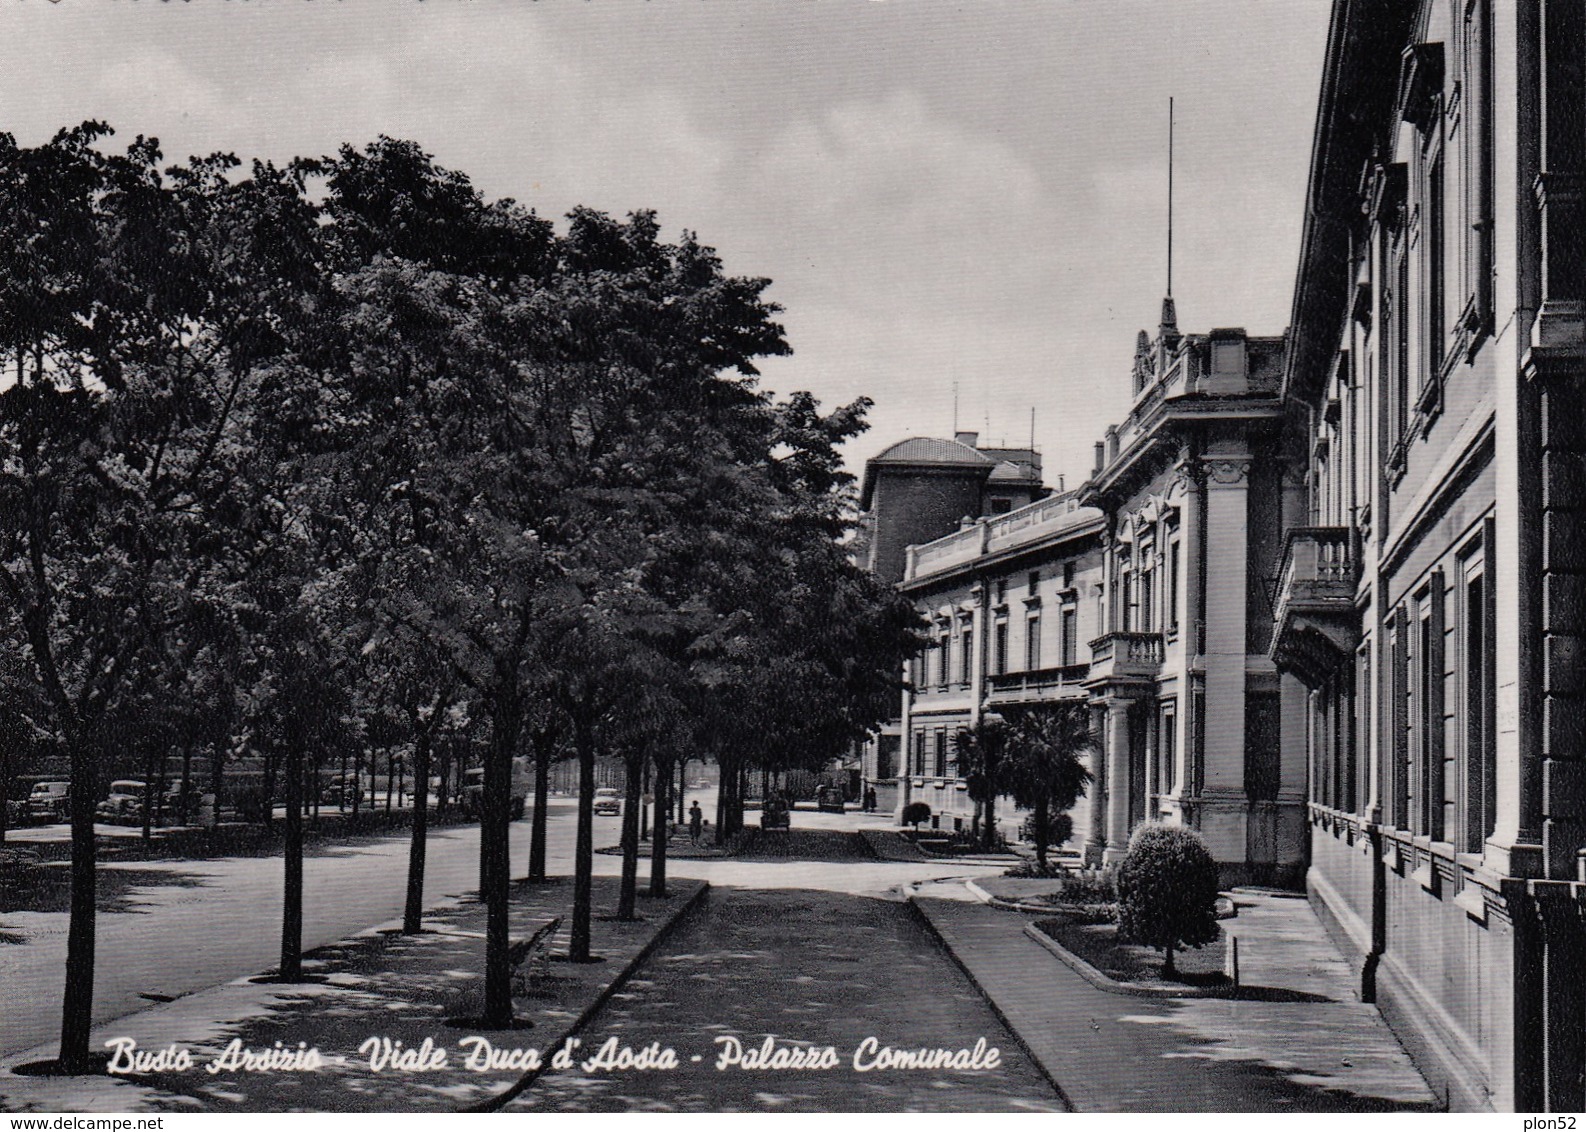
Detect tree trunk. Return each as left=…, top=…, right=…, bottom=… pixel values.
left=528, top=734, right=551, bottom=883
left=262, top=749, right=277, bottom=826
left=617, top=753, right=643, bottom=920
left=481, top=689, right=520, bottom=1025
left=569, top=712, right=597, bottom=962
left=57, top=734, right=97, bottom=1070
left=1164, top=944, right=1176, bottom=977
left=713, top=756, right=729, bottom=846
left=981, top=758, right=999, bottom=850
left=649, top=754, right=670, bottom=898
left=279, top=739, right=305, bottom=981
left=141, top=746, right=155, bottom=841
left=676, top=758, right=687, bottom=823
left=180, top=747, right=193, bottom=826
left=402, top=726, right=433, bottom=934
left=640, top=760, right=650, bottom=842
left=1034, top=797, right=1049, bottom=870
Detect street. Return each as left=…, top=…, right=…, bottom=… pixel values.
left=0, top=795, right=1004, bottom=1069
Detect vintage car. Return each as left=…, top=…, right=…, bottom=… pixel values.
left=760, top=798, right=791, bottom=830
left=97, top=780, right=148, bottom=825
left=815, top=785, right=847, bottom=814
left=27, top=780, right=71, bottom=824
left=593, top=787, right=622, bottom=817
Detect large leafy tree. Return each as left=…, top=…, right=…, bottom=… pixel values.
left=0, top=126, right=322, bottom=1070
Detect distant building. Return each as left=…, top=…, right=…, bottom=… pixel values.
left=856, top=432, right=1044, bottom=815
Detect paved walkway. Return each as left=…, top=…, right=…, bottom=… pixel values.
left=0, top=877, right=705, bottom=1113
left=911, top=885, right=1438, bottom=1112
left=509, top=886, right=1064, bottom=1112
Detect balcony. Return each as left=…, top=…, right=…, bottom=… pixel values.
left=986, top=663, right=1091, bottom=705
left=1270, top=526, right=1361, bottom=685
left=1084, top=631, right=1164, bottom=685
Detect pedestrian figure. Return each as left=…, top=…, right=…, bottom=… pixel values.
left=689, top=800, right=703, bottom=845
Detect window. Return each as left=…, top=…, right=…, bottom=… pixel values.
left=993, top=619, right=1008, bottom=676
left=1415, top=576, right=1446, bottom=841
left=1167, top=540, right=1181, bottom=633
left=876, top=735, right=898, bottom=780
left=1060, top=606, right=1077, bottom=667
left=1159, top=702, right=1177, bottom=796
left=989, top=497, right=1013, bottom=514
left=994, top=579, right=1007, bottom=605
left=1357, top=644, right=1372, bottom=817
left=1025, top=614, right=1041, bottom=671
left=1425, top=150, right=1446, bottom=390
left=1062, top=561, right=1075, bottom=590
left=1395, top=245, right=1410, bottom=440
left=1120, top=568, right=1133, bottom=631
left=1140, top=563, right=1155, bottom=632
left=1462, top=522, right=1496, bottom=852
left=959, top=623, right=974, bottom=687
left=1462, top=0, right=1495, bottom=336
left=936, top=629, right=950, bottom=689
left=1390, top=608, right=1410, bottom=830
left=1027, top=570, right=1040, bottom=595
left=933, top=729, right=947, bottom=778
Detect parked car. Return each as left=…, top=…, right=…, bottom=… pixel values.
left=815, top=785, right=847, bottom=814
left=593, top=787, right=621, bottom=817
left=97, top=780, right=147, bottom=825
left=760, top=798, right=790, bottom=830
left=27, top=780, right=71, bottom=824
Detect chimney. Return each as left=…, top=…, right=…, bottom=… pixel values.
left=954, top=431, right=979, bottom=448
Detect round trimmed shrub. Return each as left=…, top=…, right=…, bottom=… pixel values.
left=1115, top=823, right=1220, bottom=973
left=901, top=801, right=931, bottom=830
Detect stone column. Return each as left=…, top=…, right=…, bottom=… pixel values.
left=1198, top=449, right=1252, bottom=866
left=1086, top=700, right=1108, bottom=866
left=1103, top=697, right=1133, bottom=865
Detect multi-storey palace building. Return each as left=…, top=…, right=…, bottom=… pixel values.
left=1277, top=0, right=1586, bottom=1112
left=860, top=0, right=1586, bottom=1109
left=872, top=307, right=1307, bottom=887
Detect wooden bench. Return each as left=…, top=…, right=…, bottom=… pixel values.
left=508, top=916, right=562, bottom=995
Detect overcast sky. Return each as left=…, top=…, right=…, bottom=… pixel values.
left=0, top=0, right=1332, bottom=491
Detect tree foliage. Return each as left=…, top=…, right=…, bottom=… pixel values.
left=0, top=123, right=920, bottom=1057
left=1114, top=823, right=1221, bottom=974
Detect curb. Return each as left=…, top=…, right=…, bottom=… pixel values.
left=905, top=896, right=1074, bottom=1113
left=1019, top=922, right=1230, bottom=999
left=468, top=880, right=711, bottom=1112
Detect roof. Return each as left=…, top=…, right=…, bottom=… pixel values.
left=861, top=436, right=998, bottom=509
left=988, top=460, right=1039, bottom=484
left=869, top=437, right=996, bottom=467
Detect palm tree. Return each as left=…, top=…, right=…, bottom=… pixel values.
left=956, top=712, right=1009, bottom=850
left=1001, top=703, right=1097, bottom=869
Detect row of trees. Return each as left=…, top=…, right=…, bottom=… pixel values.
left=0, top=124, right=921, bottom=1070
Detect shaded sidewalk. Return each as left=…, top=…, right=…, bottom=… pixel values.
left=910, top=884, right=1438, bottom=1112
left=0, top=876, right=705, bottom=1113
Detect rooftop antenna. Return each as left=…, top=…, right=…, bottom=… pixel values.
left=952, top=380, right=959, bottom=435
left=1029, top=406, right=1035, bottom=453
left=1167, top=96, right=1175, bottom=299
